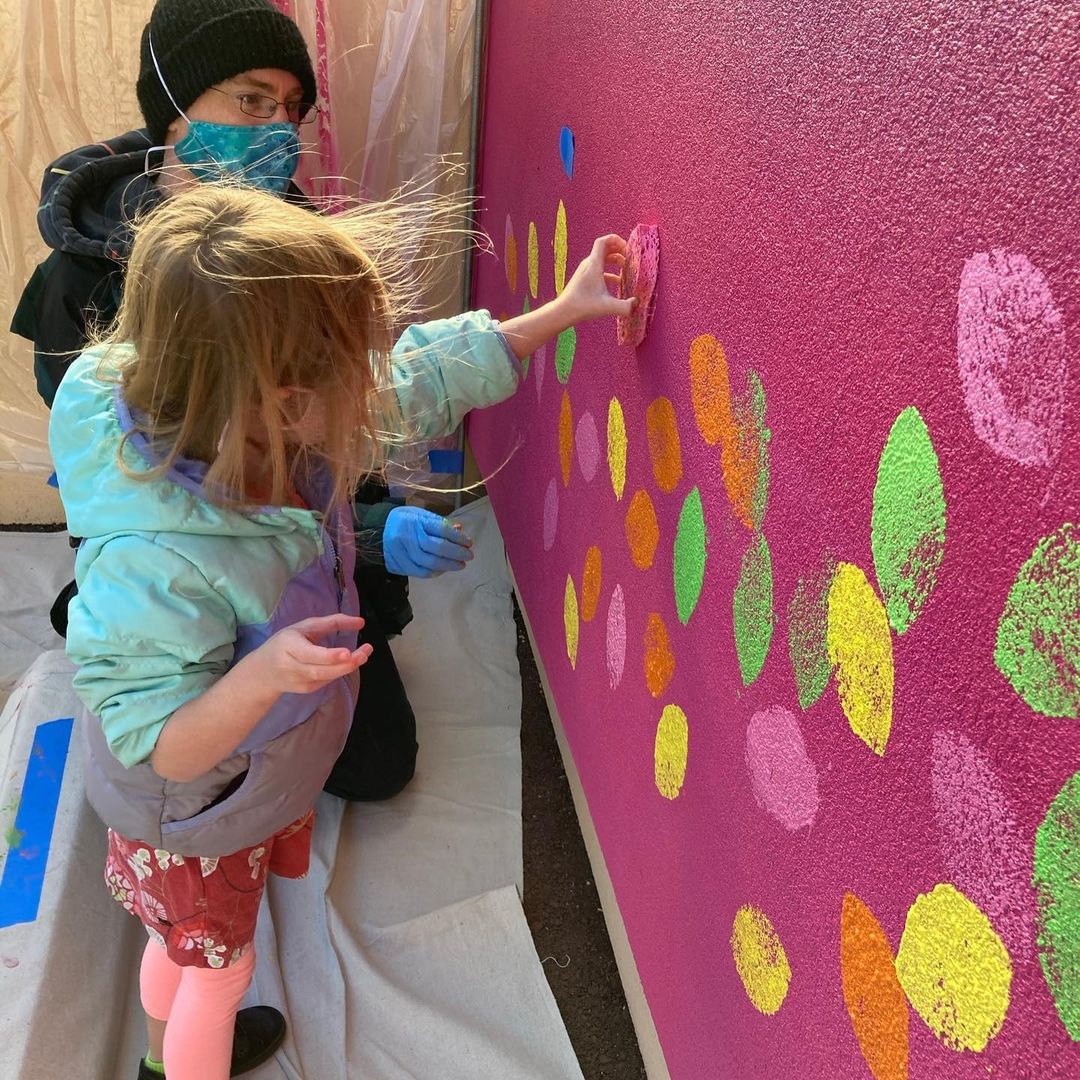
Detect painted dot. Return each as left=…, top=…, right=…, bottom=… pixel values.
left=520, top=295, right=531, bottom=379
left=744, top=706, right=819, bottom=831
left=733, top=534, right=774, bottom=686
left=1034, top=768, right=1080, bottom=1039
left=827, top=562, right=894, bottom=756
left=607, top=398, right=627, bottom=501
left=625, top=489, right=659, bottom=570
left=840, top=893, right=910, bottom=1080
left=957, top=249, right=1067, bottom=467
left=871, top=406, right=946, bottom=635
left=559, top=391, right=574, bottom=487
left=581, top=545, right=602, bottom=623
left=564, top=574, right=579, bottom=669
left=555, top=326, right=576, bottom=383
left=504, top=214, right=518, bottom=294
left=689, top=332, right=731, bottom=446
left=535, top=342, right=547, bottom=401
left=646, top=396, right=683, bottom=493
left=995, top=522, right=1078, bottom=719
left=554, top=199, right=568, bottom=296
left=606, top=584, right=626, bottom=690
left=731, top=905, right=791, bottom=1015
left=895, top=883, right=1012, bottom=1052
left=673, top=487, right=707, bottom=626
left=788, top=555, right=836, bottom=710
left=559, top=125, right=575, bottom=178
left=576, top=411, right=600, bottom=482
left=931, top=730, right=1033, bottom=956
left=654, top=704, right=688, bottom=799
left=543, top=478, right=559, bottom=551
left=644, top=612, right=675, bottom=698
left=527, top=220, right=539, bottom=299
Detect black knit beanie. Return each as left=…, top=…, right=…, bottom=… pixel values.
left=136, top=0, right=317, bottom=144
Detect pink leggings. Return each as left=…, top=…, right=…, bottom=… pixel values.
left=140, top=938, right=256, bottom=1080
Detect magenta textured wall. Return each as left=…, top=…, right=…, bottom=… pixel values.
left=468, top=3, right=1079, bottom=1077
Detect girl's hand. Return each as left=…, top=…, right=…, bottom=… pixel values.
left=559, top=234, right=637, bottom=325
left=253, top=614, right=372, bottom=694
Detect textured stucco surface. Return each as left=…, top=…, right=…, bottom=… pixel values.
left=469, top=2, right=1079, bottom=1076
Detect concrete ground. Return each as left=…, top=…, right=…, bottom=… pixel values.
left=516, top=602, right=647, bottom=1080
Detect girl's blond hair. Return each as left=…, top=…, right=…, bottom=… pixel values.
left=103, top=181, right=459, bottom=513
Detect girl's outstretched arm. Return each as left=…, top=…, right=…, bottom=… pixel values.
left=497, top=234, right=636, bottom=359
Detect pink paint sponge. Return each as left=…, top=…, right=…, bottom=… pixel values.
left=617, top=224, right=660, bottom=347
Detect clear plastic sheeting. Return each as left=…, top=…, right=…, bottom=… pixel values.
left=0, top=0, right=479, bottom=515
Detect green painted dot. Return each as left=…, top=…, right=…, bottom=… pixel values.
left=520, top=295, right=531, bottom=379
left=1034, top=769, right=1080, bottom=1039
left=556, top=326, right=577, bottom=383
left=743, top=371, right=771, bottom=531
left=674, top=487, right=707, bottom=625
left=995, top=523, right=1079, bottom=718
left=734, top=533, right=774, bottom=686
left=788, top=556, right=836, bottom=710
left=871, top=406, right=946, bottom=634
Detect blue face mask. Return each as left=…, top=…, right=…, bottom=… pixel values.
left=173, top=120, right=301, bottom=194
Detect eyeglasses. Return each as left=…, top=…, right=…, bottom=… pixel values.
left=209, top=86, right=320, bottom=125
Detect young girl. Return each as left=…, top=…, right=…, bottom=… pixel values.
left=49, top=183, right=633, bottom=1080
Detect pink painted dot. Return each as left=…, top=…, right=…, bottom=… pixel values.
left=931, top=730, right=1034, bottom=955
left=576, top=411, right=600, bottom=482
left=744, top=706, right=819, bottom=831
left=606, top=584, right=626, bottom=690
left=957, top=250, right=1067, bottom=467
left=535, top=343, right=547, bottom=401
left=543, top=478, right=559, bottom=552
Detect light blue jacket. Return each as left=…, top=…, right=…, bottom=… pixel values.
left=50, top=312, right=518, bottom=855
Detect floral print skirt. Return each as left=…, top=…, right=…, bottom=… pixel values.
left=104, top=810, right=314, bottom=968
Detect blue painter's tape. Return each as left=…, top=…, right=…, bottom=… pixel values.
left=428, top=450, right=465, bottom=474
left=560, top=126, right=575, bottom=178
left=0, top=717, right=74, bottom=930
left=46, top=472, right=59, bottom=488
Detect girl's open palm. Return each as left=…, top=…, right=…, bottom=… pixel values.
left=255, top=614, right=372, bottom=694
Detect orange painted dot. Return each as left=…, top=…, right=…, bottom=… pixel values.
left=559, top=390, right=574, bottom=487
left=646, top=397, right=684, bottom=493
left=644, top=612, right=676, bottom=698
left=840, top=893, right=910, bottom=1080
left=688, top=333, right=762, bottom=529
left=582, top=546, right=603, bottom=622
left=625, top=489, right=660, bottom=570
left=689, top=332, right=732, bottom=446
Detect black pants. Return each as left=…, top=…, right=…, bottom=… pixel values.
left=50, top=566, right=419, bottom=804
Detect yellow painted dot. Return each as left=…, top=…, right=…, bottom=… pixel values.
left=505, top=216, right=518, bottom=295
left=582, top=546, right=602, bottom=623
left=654, top=704, right=688, bottom=799
left=528, top=221, right=539, bottom=299
left=827, top=562, right=895, bottom=755
left=554, top=200, right=568, bottom=296
left=895, top=883, right=1012, bottom=1052
left=731, top=905, right=792, bottom=1015
left=564, top=574, right=579, bottom=669
left=608, top=398, right=627, bottom=501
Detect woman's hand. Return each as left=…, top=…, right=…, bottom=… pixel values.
left=253, top=614, right=372, bottom=694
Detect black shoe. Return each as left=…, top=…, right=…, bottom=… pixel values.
left=230, top=1005, right=287, bottom=1075
left=134, top=1005, right=286, bottom=1078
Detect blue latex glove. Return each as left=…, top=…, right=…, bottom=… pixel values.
left=382, top=506, right=473, bottom=577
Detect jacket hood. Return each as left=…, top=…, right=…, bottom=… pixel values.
left=37, top=130, right=165, bottom=262
left=49, top=346, right=315, bottom=542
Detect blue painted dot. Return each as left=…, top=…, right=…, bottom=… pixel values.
left=560, top=127, right=575, bottom=179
